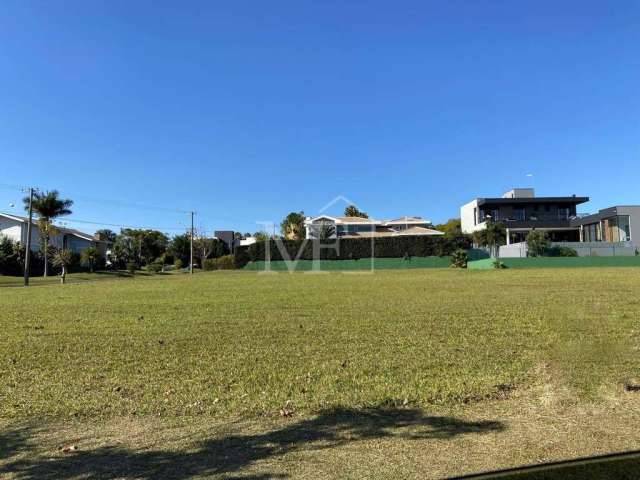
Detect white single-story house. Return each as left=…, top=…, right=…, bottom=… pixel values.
left=0, top=212, right=104, bottom=254
left=304, top=215, right=444, bottom=239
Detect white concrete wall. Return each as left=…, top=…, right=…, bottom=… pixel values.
left=499, top=241, right=636, bottom=258
left=461, top=199, right=484, bottom=233
left=237, top=237, right=257, bottom=247
left=555, top=241, right=636, bottom=257
left=499, top=242, right=528, bottom=258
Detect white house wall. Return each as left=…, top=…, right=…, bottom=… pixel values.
left=0, top=218, right=23, bottom=244
left=0, top=216, right=94, bottom=253
left=461, top=199, right=485, bottom=233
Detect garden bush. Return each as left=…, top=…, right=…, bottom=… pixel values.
left=215, top=255, right=236, bottom=270
left=450, top=249, right=468, bottom=268
left=546, top=246, right=578, bottom=257
left=202, top=258, right=217, bottom=271
left=526, top=230, right=550, bottom=257
left=146, top=262, right=163, bottom=273
left=174, top=259, right=184, bottom=270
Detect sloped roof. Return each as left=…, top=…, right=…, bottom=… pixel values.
left=306, top=215, right=380, bottom=225
left=0, top=212, right=95, bottom=242
left=400, top=226, right=444, bottom=236
left=384, top=216, right=431, bottom=225
left=340, top=226, right=444, bottom=238
left=334, top=216, right=378, bottom=224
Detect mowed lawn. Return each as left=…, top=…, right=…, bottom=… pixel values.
left=1, top=268, right=640, bottom=479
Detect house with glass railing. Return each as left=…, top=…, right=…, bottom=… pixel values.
left=461, top=188, right=639, bottom=249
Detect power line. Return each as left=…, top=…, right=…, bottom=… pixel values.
left=55, top=217, right=189, bottom=231
left=0, top=182, right=31, bottom=192
left=68, top=194, right=191, bottom=215
left=0, top=181, right=264, bottom=230
left=0, top=182, right=191, bottom=214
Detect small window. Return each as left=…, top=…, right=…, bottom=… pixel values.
left=514, top=208, right=525, bottom=221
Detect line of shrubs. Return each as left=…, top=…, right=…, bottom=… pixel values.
left=202, top=255, right=238, bottom=271
left=0, top=237, right=105, bottom=276
left=236, top=235, right=471, bottom=265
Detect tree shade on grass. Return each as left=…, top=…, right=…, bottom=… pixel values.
left=1, top=268, right=640, bottom=479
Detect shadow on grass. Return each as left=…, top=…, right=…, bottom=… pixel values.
left=451, top=450, right=640, bottom=479
left=1, top=407, right=503, bottom=479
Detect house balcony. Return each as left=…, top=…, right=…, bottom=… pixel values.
left=495, top=213, right=577, bottom=230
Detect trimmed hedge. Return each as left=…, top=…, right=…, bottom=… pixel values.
left=238, top=235, right=470, bottom=266
left=243, top=256, right=452, bottom=271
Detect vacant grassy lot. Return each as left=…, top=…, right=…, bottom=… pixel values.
left=1, top=268, right=640, bottom=479
left=0, top=270, right=167, bottom=288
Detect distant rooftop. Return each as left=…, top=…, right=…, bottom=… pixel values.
left=306, top=215, right=432, bottom=225
left=502, top=188, right=535, bottom=199
left=476, top=188, right=589, bottom=206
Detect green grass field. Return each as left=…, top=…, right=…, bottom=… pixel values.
left=1, top=268, right=640, bottom=479
left=0, top=270, right=168, bottom=288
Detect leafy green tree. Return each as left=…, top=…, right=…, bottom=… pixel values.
left=23, top=190, right=73, bottom=277
left=472, top=219, right=506, bottom=258
left=52, top=249, right=73, bottom=284
left=193, top=235, right=225, bottom=268
left=81, top=246, right=101, bottom=272
left=95, top=229, right=117, bottom=243
left=280, top=211, right=306, bottom=240
left=253, top=231, right=269, bottom=242
left=344, top=205, right=368, bottom=218
left=169, top=233, right=191, bottom=265
left=111, top=235, right=135, bottom=268
left=0, top=235, right=24, bottom=275
left=526, top=230, right=550, bottom=257
left=435, top=218, right=462, bottom=236
left=119, top=229, right=169, bottom=265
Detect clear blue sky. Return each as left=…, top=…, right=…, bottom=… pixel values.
left=1, top=0, right=639, bottom=235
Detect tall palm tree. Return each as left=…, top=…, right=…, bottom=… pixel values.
left=23, top=190, right=73, bottom=277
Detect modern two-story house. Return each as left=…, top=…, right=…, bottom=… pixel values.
left=461, top=189, right=640, bottom=250
left=305, top=215, right=443, bottom=239
left=461, top=189, right=589, bottom=244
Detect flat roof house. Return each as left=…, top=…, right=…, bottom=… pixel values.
left=461, top=188, right=589, bottom=244
left=0, top=212, right=102, bottom=254
left=304, top=215, right=444, bottom=239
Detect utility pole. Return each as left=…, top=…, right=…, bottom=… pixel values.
left=23, top=187, right=34, bottom=287
left=190, top=211, right=194, bottom=274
